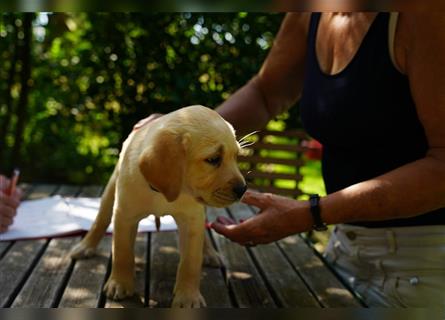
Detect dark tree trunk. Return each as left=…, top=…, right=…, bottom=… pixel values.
left=0, top=16, right=19, bottom=170
left=10, top=13, right=34, bottom=169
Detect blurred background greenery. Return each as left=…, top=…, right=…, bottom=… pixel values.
left=0, top=12, right=323, bottom=195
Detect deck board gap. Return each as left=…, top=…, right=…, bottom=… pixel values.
left=144, top=232, right=151, bottom=307
left=51, top=257, right=77, bottom=307
left=97, top=251, right=112, bottom=308
left=0, top=242, right=14, bottom=260
left=205, top=227, right=236, bottom=308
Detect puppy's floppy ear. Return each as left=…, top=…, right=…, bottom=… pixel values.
left=138, top=130, right=189, bottom=202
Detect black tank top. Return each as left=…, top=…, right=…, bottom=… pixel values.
left=300, top=13, right=445, bottom=227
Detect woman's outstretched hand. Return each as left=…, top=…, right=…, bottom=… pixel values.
left=211, top=190, right=313, bottom=246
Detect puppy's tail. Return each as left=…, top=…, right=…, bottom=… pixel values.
left=70, top=166, right=117, bottom=259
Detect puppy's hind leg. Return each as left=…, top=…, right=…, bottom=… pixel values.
left=70, top=166, right=118, bottom=259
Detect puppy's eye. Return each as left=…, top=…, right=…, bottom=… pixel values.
left=205, top=156, right=221, bottom=167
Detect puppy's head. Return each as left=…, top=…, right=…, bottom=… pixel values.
left=139, top=105, right=246, bottom=207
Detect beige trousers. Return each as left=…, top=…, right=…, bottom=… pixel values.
left=323, top=224, right=445, bottom=308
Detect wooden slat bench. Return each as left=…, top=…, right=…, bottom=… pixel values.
left=0, top=183, right=363, bottom=308
left=238, top=129, right=311, bottom=198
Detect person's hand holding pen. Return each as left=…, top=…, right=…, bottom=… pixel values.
left=0, top=170, right=22, bottom=233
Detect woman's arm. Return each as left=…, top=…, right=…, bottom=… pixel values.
left=216, top=13, right=310, bottom=136
left=212, top=13, right=445, bottom=244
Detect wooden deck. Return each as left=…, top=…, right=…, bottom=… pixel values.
left=0, top=184, right=364, bottom=308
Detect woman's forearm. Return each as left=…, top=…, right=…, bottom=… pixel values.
left=320, top=153, right=445, bottom=225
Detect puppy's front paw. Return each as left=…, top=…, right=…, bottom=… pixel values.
left=69, top=241, right=96, bottom=259
left=104, top=277, right=135, bottom=300
left=172, top=290, right=206, bottom=308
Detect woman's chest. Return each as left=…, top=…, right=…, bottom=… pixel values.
left=316, top=13, right=407, bottom=75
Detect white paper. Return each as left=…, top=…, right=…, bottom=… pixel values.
left=0, top=196, right=177, bottom=241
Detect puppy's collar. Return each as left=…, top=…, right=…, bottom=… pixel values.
left=150, top=184, right=160, bottom=193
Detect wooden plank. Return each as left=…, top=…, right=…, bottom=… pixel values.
left=77, top=185, right=103, bottom=197
left=62, top=184, right=147, bottom=308
left=58, top=183, right=108, bottom=307
left=105, top=233, right=147, bottom=308
left=241, top=170, right=302, bottom=181
left=247, top=186, right=302, bottom=198
left=0, top=239, right=48, bottom=307
left=11, top=236, right=81, bottom=307
left=56, top=185, right=82, bottom=197
left=148, top=230, right=232, bottom=308
left=0, top=184, right=59, bottom=307
left=249, top=244, right=320, bottom=307
left=11, top=184, right=81, bottom=307
left=257, top=130, right=308, bottom=139
left=59, top=235, right=112, bottom=307
left=58, top=184, right=106, bottom=307
left=238, top=155, right=305, bottom=166
left=248, top=142, right=306, bottom=153
left=25, top=184, right=59, bottom=200
left=244, top=203, right=361, bottom=306
left=278, top=235, right=362, bottom=307
left=227, top=202, right=320, bottom=307
left=148, top=231, right=179, bottom=308
left=206, top=206, right=275, bottom=308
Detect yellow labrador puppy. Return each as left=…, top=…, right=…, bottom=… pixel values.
left=70, top=105, right=246, bottom=308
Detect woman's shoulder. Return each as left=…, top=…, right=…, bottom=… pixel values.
left=281, top=13, right=311, bottom=38
left=398, top=13, right=445, bottom=54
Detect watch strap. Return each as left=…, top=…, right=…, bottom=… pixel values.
left=309, top=194, right=328, bottom=231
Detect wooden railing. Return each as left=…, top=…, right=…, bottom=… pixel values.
left=238, top=129, right=311, bottom=198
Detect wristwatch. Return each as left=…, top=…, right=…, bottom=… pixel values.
left=309, top=194, right=328, bottom=231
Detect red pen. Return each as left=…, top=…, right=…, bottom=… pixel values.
left=7, top=168, right=20, bottom=196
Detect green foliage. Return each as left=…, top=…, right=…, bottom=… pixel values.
left=0, top=13, right=314, bottom=185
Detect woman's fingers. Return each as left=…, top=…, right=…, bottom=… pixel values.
left=0, top=204, right=15, bottom=233
left=0, top=191, right=19, bottom=233
left=1, top=215, right=13, bottom=227
left=13, top=187, right=23, bottom=201
left=0, top=203, right=16, bottom=218
left=211, top=214, right=264, bottom=245
left=0, top=179, right=20, bottom=233
left=211, top=219, right=249, bottom=243
left=0, top=193, right=20, bottom=209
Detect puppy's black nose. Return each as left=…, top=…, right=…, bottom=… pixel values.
left=233, top=184, right=247, bottom=199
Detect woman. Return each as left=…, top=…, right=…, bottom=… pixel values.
left=211, top=13, right=445, bottom=307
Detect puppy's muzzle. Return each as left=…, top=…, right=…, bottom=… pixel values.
left=233, top=184, right=247, bottom=200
